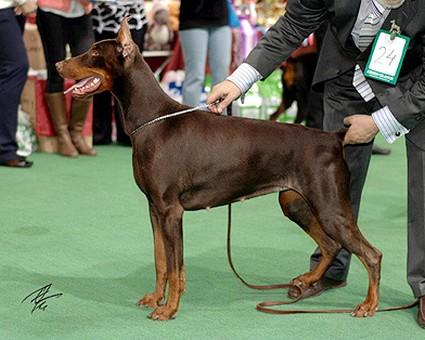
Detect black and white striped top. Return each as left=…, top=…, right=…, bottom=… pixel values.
left=92, top=0, right=148, bottom=34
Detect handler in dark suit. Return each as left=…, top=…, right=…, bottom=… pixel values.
left=208, top=0, right=425, bottom=328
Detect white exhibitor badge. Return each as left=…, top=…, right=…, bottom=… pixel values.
left=364, top=29, right=410, bottom=85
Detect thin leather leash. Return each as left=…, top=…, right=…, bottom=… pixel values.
left=225, top=204, right=418, bottom=315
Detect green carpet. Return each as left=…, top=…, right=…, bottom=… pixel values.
left=1, top=135, right=423, bottom=339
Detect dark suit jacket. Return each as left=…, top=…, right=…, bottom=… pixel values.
left=245, top=0, right=425, bottom=148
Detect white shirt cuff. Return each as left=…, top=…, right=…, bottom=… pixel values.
left=372, top=106, right=409, bottom=144
left=227, top=63, right=262, bottom=95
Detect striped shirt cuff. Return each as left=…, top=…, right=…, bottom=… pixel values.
left=227, top=63, right=262, bottom=95
left=372, top=106, right=409, bottom=144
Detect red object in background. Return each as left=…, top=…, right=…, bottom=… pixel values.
left=25, top=13, right=36, bottom=25
left=29, top=76, right=92, bottom=137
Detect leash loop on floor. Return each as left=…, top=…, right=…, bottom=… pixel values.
left=225, top=203, right=418, bottom=315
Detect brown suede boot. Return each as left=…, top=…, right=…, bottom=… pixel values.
left=70, top=98, right=96, bottom=156
left=45, top=93, right=78, bottom=157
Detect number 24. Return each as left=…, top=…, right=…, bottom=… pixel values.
left=374, top=47, right=397, bottom=66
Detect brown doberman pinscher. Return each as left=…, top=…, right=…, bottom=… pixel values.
left=57, top=20, right=382, bottom=321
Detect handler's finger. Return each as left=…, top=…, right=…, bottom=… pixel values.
left=343, top=116, right=353, bottom=127
left=207, top=94, right=226, bottom=113
left=207, top=80, right=240, bottom=113
left=343, top=133, right=353, bottom=146
left=207, top=89, right=223, bottom=105
left=214, top=96, right=234, bottom=113
left=208, top=100, right=225, bottom=114
left=343, top=128, right=361, bottom=146
left=207, top=86, right=226, bottom=108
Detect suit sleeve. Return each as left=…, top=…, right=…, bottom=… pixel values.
left=377, top=32, right=425, bottom=131
left=245, top=0, right=328, bottom=79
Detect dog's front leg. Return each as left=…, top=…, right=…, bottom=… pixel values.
left=138, top=204, right=168, bottom=309
left=148, top=204, right=184, bottom=321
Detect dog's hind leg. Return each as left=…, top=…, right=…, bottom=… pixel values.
left=138, top=204, right=168, bottom=309
left=279, top=190, right=341, bottom=290
left=148, top=203, right=184, bottom=321
left=304, top=183, right=382, bottom=317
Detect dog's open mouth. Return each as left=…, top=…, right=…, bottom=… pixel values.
left=64, top=76, right=101, bottom=96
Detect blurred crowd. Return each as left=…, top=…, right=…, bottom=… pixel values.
left=1, top=0, right=245, bottom=167
left=1, top=0, right=356, bottom=169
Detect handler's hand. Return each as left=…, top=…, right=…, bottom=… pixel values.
left=343, top=114, right=379, bottom=145
left=207, top=80, right=241, bottom=114
left=15, top=0, right=37, bottom=15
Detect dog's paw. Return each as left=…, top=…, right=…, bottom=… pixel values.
left=138, top=293, right=163, bottom=309
left=148, top=306, right=177, bottom=321
left=351, top=301, right=378, bottom=318
left=290, top=278, right=308, bottom=290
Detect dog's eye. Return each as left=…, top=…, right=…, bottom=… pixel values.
left=91, top=50, right=100, bottom=57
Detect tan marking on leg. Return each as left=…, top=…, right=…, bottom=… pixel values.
left=280, top=191, right=340, bottom=289
left=139, top=211, right=168, bottom=309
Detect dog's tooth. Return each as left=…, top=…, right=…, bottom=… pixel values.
left=206, top=207, right=211, bottom=212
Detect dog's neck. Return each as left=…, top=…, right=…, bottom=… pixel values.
left=111, top=53, right=185, bottom=136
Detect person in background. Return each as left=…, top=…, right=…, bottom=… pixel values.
left=208, top=0, right=425, bottom=328
left=179, top=0, right=231, bottom=107
left=36, top=0, right=95, bottom=157
left=0, top=0, right=36, bottom=168
left=228, top=0, right=242, bottom=73
left=91, top=0, right=147, bottom=146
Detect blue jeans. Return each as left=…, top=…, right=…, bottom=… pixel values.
left=179, top=26, right=231, bottom=107
left=0, top=8, right=29, bottom=162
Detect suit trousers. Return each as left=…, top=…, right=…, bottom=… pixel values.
left=310, top=69, right=425, bottom=298
left=406, top=138, right=425, bottom=298
left=0, top=9, right=29, bottom=162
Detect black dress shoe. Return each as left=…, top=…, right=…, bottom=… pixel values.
left=288, top=277, right=347, bottom=300
left=0, top=158, right=33, bottom=168
left=418, top=296, right=425, bottom=328
left=372, top=144, right=391, bottom=155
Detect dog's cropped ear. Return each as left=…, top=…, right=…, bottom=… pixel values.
left=117, top=17, right=135, bottom=60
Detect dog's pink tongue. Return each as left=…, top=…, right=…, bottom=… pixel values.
left=63, top=77, right=92, bottom=94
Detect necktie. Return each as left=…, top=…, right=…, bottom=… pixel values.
left=353, top=0, right=389, bottom=102
left=357, top=1, right=386, bottom=51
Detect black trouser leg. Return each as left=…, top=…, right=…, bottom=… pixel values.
left=0, top=9, right=28, bottom=162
